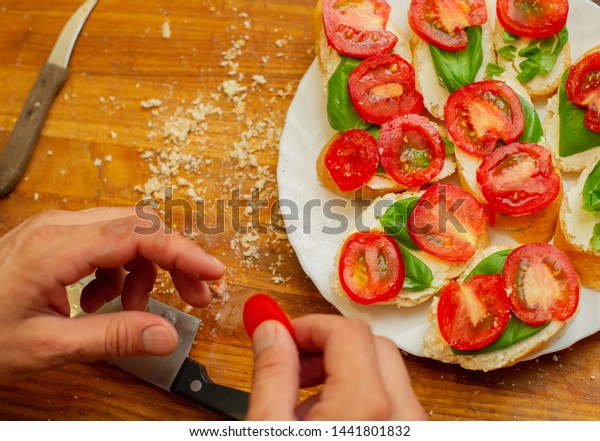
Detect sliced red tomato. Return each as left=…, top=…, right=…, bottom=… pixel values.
left=322, top=0, right=398, bottom=58
left=339, top=230, right=405, bottom=305
left=408, top=0, right=488, bottom=52
left=407, top=184, right=487, bottom=262
left=243, top=293, right=294, bottom=339
left=496, top=0, right=568, bottom=39
left=437, top=274, right=510, bottom=351
left=378, top=114, right=445, bottom=187
left=476, top=142, right=560, bottom=216
left=348, top=53, right=423, bottom=125
left=324, top=129, right=379, bottom=192
left=444, top=80, right=525, bottom=157
left=565, top=51, right=600, bottom=133
left=503, top=243, right=580, bottom=327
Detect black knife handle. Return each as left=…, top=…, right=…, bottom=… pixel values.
left=0, top=62, right=69, bottom=197
left=171, top=357, right=250, bottom=421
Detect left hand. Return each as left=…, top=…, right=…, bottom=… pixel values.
left=0, top=207, right=225, bottom=378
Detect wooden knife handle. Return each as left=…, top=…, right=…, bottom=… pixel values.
left=0, top=62, right=69, bottom=197
left=171, top=357, right=250, bottom=421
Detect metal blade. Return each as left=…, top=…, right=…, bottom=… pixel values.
left=47, top=0, right=98, bottom=68
left=107, top=299, right=201, bottom=390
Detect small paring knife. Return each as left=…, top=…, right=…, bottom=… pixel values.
left=107, top=299, right=250, bottom=421
left=0, top=0, right=97, bottom=197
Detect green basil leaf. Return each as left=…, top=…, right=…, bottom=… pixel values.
left=399, top=246, right=434, bottom=292
left=502, top=31, right=521, bottom=44
left=485, top=63, right=505, bottom=78
left=497, top=44, right=517, bottom=61
left=451, top=316, right=548, bottom=355
left=538, top=27, right=568, bottom=75
left=518, top=94, right=543, bottom=143
left=518, top=44, right=541, bottom=58
left=429, top=26, right=483, bottom=93
left=591, top=223, right=600, bottom=252
left=378, top=198, right=420, bottom=250
left=558, top=69, right=600, bottom=157
left=582, top=160, right=600, bottom=212
left=442, top=136, right=455, bottom=156
left=326, top=56, right=372, bottom=132
left=464, top=249, right=512, bottom=281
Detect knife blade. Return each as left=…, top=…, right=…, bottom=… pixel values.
left=107, top=299, right=250, bottom=421
left=0, top=0, right=97, bottom=197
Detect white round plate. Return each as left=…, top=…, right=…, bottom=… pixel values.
left=277, top=0, right=600, bottom=358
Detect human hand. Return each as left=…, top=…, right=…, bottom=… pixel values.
left=246, top=314, right=427, bottom=420
left=0, top=207, right=224, bottom=378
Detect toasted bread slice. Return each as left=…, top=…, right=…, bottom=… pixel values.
left=553, top=162, right=600, bottom=289
left=330, top=192, right=474, bottom=308
left=492, top=18, right=571, bottom=99
left=423, top=246, right=568, bottom=371
left=543, top=45, right=600, bottom=172
left=410, top=18, right=496, bottom=120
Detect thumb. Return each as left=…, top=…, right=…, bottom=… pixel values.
left=246, top=320, right=299, bottom=420
left=53, top=311, right=179, bottom=362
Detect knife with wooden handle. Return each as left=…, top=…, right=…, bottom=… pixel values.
left=0, top=0, right=97, bottom=197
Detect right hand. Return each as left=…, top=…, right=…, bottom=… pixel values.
left=246, top=314, right=428, bottom=420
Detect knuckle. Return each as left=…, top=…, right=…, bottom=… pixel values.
left=103, top=318, right=135, bottom=359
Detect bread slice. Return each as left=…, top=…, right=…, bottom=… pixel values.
left=410, top=18, right=496, bottom=120
left=492, top=18, right=571, bottom=99
left=330, top=192, right=471, bottom=308
left=316, top=131, right=457, bottom=199
left=553, top=162, right=600, bottom=289
left=313, top=0, right=412, bottom=92
left=452, top=77, right=561, bottom=243
left=423, top=246, right=568, bottom=371
left=543, top=45, right=600, bottom=173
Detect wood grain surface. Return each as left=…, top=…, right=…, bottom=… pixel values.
left=0, top=0, right=598, bottom=421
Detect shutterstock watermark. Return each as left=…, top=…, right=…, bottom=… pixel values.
left=132, top=186, right=470, bottom=237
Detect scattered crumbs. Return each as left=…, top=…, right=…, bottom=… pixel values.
left=162, top=19, right=171, bottom=40
left=47, top=150, right=53, bottom=156
left=104, top=155, right=113, bottom=162
left=110, top=130, right=118, bottom=139
left=208, top=277, right=231, bottom=303
left=552, top=354, right=560, bottom=362
left=140, top=98, right=163, bottom=109
left=429, top=410, right=434, bottom=417
left=591, top=375, right=597, bottom=381
left=252, top=74, right=267, bottom=85
left=93, top=158, right=102, bottom=167
left=33, top=192, right=39, bottom=201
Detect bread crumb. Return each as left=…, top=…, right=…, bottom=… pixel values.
left=141, top=99, right=163, bottom=109
left=93, top=158, right=102, bottom=167
left=162, top=19, right=171, bottom=40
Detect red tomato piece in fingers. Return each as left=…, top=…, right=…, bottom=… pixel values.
left=379, top=114, right=445, bottom=187
left=324, top=129, right=379, bottom=192
left=444, top=80, right=525, bottom=157
left=407, top=184, right=487, bottom=262
left=496, top=0, right=568, bottom=39
left=348, top=53, right=424, bottom=125
left=243, top=293, right=294, bottom=339
left=437, top=274, right=510, bottom=351
left=476, top=142, right=561, bottom=216
left=566, top=51, right=600, bottom=133
left=322, top=0, right=398, bottom=59
left=503, top=243, right=580, bottom=327
left=339, top=231, right=405, bottom=305
left=408, top=0, right=488, bottom=52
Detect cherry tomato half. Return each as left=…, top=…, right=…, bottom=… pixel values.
left=437, top=274, right=510, bottom=351
left=565, top=50, right=600, bottom=133
left=339, top=230, right=405, bottom=305
left=407, top=184, right=487, bottom=262
left=324, top=129, right=379, bottom=192
left=322, top=0, right=398, bottom=58
left=444, top=80, right=525, bottom=157
left=476, top=142, right=561, bottom=216
left=379, top=114, right=445, bottom=187
left=243, top=293, right=294, bottom=339
left=496, top=0, right=568, bottom=39
left=408, top=0, right=488, bottom=52
left=503, top=243, right=579, bottom=327
left=348, top=53, right=423, bottom=125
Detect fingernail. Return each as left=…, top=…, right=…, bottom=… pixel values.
left=252, top=321, right=279, bottom=355
left=141, top=324, right=177, bottom=355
